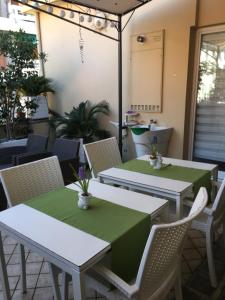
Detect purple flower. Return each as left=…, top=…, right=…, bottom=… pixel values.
left=78, top=166, right=86, bottom=180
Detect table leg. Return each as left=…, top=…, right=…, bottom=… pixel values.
left=175, top=195, right=182, bottom=220
left=19, top=244, right=26, bottom=293
left=72, top=270, right=85, bottom=300
left=0, top=232, right=10, bottom=300
left=61, top=272, right=71, bottom=300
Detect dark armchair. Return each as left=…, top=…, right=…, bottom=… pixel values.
left=0, top=134, right=48, bottom=169
left=51, top=138, right=80, bottom=184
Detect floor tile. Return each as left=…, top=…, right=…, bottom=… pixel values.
left=26, top=252, right=43, bottom=264
left=183, top=248, right=202, bottom=260
left=3, top=244, right=16, bottom=255
left=12, top=289, right=34, bottom=300
left=36, top=274, right=52, bottom=288
left=40, top=262, right=49, bottom=274
left=32, top=287, right=54, bottom=300
left=17, top=274, right=38, bottom=290
left=26, top=262, right=42, bottom=275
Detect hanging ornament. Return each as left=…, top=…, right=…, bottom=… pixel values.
left=79, top=20, right=85, bottom=64
left=60, top=10, right=66, bottom=18
left=69, top=11, right=75, bottom=18
left=47, top=6, right=53, bottom=13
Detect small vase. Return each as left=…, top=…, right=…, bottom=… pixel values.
left=78, top=192, right=92, bottom=209
left=149, top=158, right=157, bottom=167
left=154, top=154, right=163, bottom=170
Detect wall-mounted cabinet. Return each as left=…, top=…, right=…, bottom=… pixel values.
left=130, top=30, right=164, bottom=113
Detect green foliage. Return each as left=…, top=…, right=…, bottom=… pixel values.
left=150, top=144, right=158, bottom=159
left=52, top=100, right=111, bottom=143
left=19, top=75, right=55, bottom=96
left=0, top=29, right=47, bottom=139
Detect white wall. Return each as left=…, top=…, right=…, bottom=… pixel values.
left=38, top=0, right=197, bottom=157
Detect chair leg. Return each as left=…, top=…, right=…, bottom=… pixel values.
left=48, top=263, right=62, bottom=300
left=174, top=270, right=183, bottom=300
left=206, top=227, right=217, bottom=287
left=222, top=218, right=225, bottom=248
left=19, top=244, right=26, bottom=294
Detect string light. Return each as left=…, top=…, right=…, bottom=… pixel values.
left=87, top=15, right=92, bottom=23
left=47, top=6, right=53, bottom=13
left=33, top=2, right=39, bottom=8
left=69, top=11, right=75, bottom=18
left=79, top=14, right=85, bottom=22
left=60, top=10, right=66, bottom=18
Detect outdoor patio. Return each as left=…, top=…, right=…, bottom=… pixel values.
left=0, top=228, right=225, bottom=300
left=0, top=229, right=225, bottom=300
left=1, top=0, right=225, bottom=300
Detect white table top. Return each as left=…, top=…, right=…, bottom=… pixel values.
left=98, top=156, right=218, bottom=196
left=138, top=155, right=218, bottom=173
left=0, top=138, right=27, bottom=149
left=67, top=180, right=168, bottom=218
left=99, top=167, right=192, bottom=194
left=0, top=204, right=110, bottom=269
left=0, top=181, right=167, bottom=271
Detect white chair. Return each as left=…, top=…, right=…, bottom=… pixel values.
left=187, top=177, right=225, bottom=287
left=84, top=137, right=122, bottom=178
left=85, top=188, right=208, bottom=300
left=0, top=156, right=64, bottom=298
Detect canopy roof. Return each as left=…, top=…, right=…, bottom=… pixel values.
left=64, top=0, right=151, bottom=16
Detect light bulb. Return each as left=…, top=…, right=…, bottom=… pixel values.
left=60, top=10, right=66, bottom=18
left=79, top=14, right=85, bottom=22
left=33, top=2, right=39, bottom=8
left=47, top=6, right=53, bottom=13
left=87, top=15, right=92, bottom=23
left=69, top=11, right=74, bottom=18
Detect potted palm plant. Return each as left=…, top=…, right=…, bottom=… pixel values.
left=51, top=100, right=111, bottom=163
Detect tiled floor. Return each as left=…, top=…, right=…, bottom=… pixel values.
left=0, top=229, right=225, bottom=300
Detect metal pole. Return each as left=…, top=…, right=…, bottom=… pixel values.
left=118, top=16, right=123, bottom=156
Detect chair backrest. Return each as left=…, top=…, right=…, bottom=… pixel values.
left=135, top=187, right=208, bottom=300
left=52, top=138, right=80, bottom=161
left=26, top=134, right=48, bottom=153
left=83, top=137, right=122, bottom=178
left=0, top=156, right=64, bottom=207
left=211, top=177, right=225, bottom=222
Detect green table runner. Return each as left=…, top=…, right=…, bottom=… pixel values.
left=26, top=187, right=151, bottom=282
left=117, top=159, right=211, bottom=198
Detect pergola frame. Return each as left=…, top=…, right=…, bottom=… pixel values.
left=14, top=0, right=152, bottom=155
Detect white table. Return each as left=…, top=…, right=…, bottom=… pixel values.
left=0, top=180, right=167, bottom=300
left=0, top=138, right=27, bottom=149
left=98, top=155, right=218, bottom=220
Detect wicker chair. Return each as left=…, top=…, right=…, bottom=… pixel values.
left=84, top=137, right=122, bottom=178
left=187, top=177, right=225, bottom=287
left=85, top=188, right=208, bottom=300
left=0, top=156, right=64, bottom=297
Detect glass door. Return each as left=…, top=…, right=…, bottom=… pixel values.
left=193, top=28, right=225, bottom=169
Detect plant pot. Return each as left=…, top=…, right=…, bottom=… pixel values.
left=149, top=158, right=157, bottom=167
left=78, top=192, right=92, bottom=209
